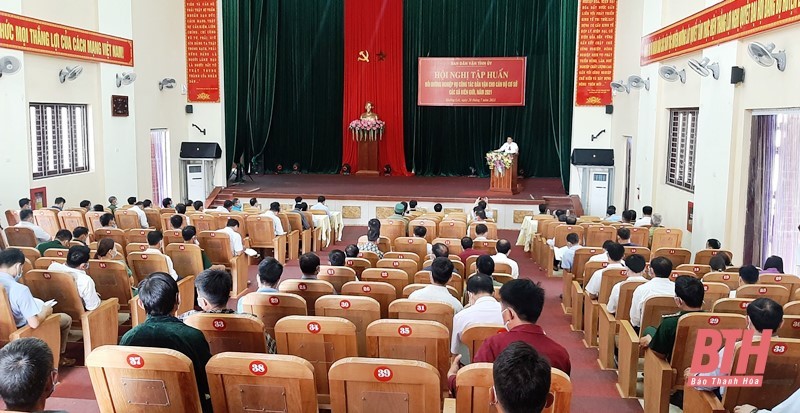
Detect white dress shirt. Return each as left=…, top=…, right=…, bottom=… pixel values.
left=215, top=206, right=230, bottom=212
left=451, top=296, right=503, bottom=363
left=634, top=216, right=652, bottom=227
left=755, top=386, right=800, bottom=413
left=218, top=226, right=244, bottom=256
left=260, top=211, right=286, bottom=235
left=498, top=142, right=519, bottom=154
left=144, top=248, right=179, bottom=280
left=588, top=252, right=609, bottom=263
left=128, top=205, right=149, bottom=228
left=585, top=262, right=626, bottom=296
left=491, top=253, right=519, bottom=278
left=47, top=262, right=101, bottom=311
left=408, top=285, right=463, bottom=313
left=606, top=275, right=647, bottom=314
left=17, top=221, right=51, bottom=243
left=310, top=202, right=331, bottom=216
left=629, top=277, right=675, bottom=328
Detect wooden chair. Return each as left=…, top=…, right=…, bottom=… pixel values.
left=84, top=211, right=104, bottom=234
left=735, top=284, right=791, bottom=305
left=57, top=210, right=87, bottom=233
left=355, top=250, right=380, bottom=267
left=87, top=259, right=133, bottom=313
left=433, top=237, right=463, bottom=255
left=16, top=246, right=40, bottom=265
left=240, top=292, right=308, bottom=339
left=643, top=312, right=746, bottom=413
left=34, top=256, right=65, bottom=269
left=4, top=226, right=38, bottom=247
left=702, top=271, right=740, bottom=291
left=701, top=282, right=731, bottom=311
left=340, top=281, right=396, bottom=319
left=206, top=352, right=318, bottom=413
left=43, top=248, right=70, bottom=259
left=711, top=298, right=753, bottom=315
left=5, top=209, right=20, bottom=226
left=677, top=264, right=712, bottom=277
left=597, top=279, right=647, bottom=370
left=86, top=345, right=203, bottom=412
left=197, top=231, right=249, bottom=298
left=552, top=225, right=585, bottom=248
left=318, top=266, right=357, bottom=293
left=561, top=247, right=604, bottom=314
left=378, top=219, right=407, bottom=244
left=275, top=315, right=358, bottom=408
left=776, top=315, right=800, bottom=339
left=246, top=215, right=287, bottom=265
left=33, top=209, right=61, bottom=238
left=345, top=257, right=372, bottom=278
left=278, top=279, right=335, bottom=316
left=759, top=273, right=800, bottom=297
left=439, top=220, right=467, bottom=239
left=393, top=237, right=429, bottom=265
left=585, top=226, right=615, bottom=247
left=472, top=240, right=498, bottom=256
left=286, top=213, right=313, bottom=255
left=384, top=251, right=422, bottom=268
left=161, top=212, right=189, bottom=231
left=316, top=295, right=380, bottom=357
left=358, top=235, right=392, bottom=253
left=127, top=251, right=170, bottom=285
left=693, top=248, right=734, bottom=265
left=623, top=246, right=651, bottom=261
left=124, top=228, right=154, bottom=244
left=94, top=228, right=127, bottom=248
left=20, top=270, right=119, bottom=356
left=114, top=209, right=144, bottom=230
left=165, top=243, right=205, bottom=279
left=388, top=299, right=454, bottom=336
left=188, top=213, right=218, bottom=232
left=652, top=247, right=692, bottom=266
left=570, top=261, right=608, bottom=331
left=410, top=219, right=438, bottom=243
left=785, top=300, right=800, bottom=315
left=0, top=287, right=62, bottom=367
left=328, top=357, right=441, bottom=413
left=184, top=313, right=268, bottom=355
left=651, top=228, right=682, bottom=251
left=627, top=227, right=650, bottom=248
left=469, top=221, right=498, bottom=240
left=160, top=229, right=183, bottom=246
left=460, top=324, right=503, bottom=362
left=300, top=211, right=323, bottom=252
left=668, top=270, right=700, bottom=281
left=144, top=208, right=162, bottom=230
left=377, top=258, right=418, bottom=284
left=583, top=268, right=628, bottom=347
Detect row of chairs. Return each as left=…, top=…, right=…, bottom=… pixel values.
left=377, top=216, right=499, bottom=245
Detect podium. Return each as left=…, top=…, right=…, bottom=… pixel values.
left=488, top=154, right=519, bottom=195
left=356, top=139, right=379, bottom=175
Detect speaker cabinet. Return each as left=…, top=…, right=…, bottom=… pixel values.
left=571, top=149, right=614, bottom=166
left=179, top=142, right=221, bottom=159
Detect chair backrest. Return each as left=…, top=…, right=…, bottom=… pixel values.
left=460, top=324, right=504, bottom=362
left=144, top=208, right=162, bottom=230
left=240, top=292, right=308, bottom=339
left=4, top=226, right=37, bottom=248
left=711, top=298, right=752, bottom=315
left=377, top=258, right=418, bottom=283
left=384, top=251, right=421, bottom=266
left=653, top=248, right=692, bottom=266
left=165, top=243, right=205, bottom=279
left=701, top=282, right=731, bottom=311
left=114, top=209, right=143, bottom=230
left=623, top=246, right=651, bottom=261
left=88, top=259, right=133, bottom=312
left=759, top=274, right=800, bottom=297
left=17, top=246, right=41, bottom=265
left=668, top=270, right=700, bottom=281
left=639, top=295, right=680, bottom=333
left=776, top=316, right=800, bottom=339
left=5, top=209, right=20, bottom=226
left=160, top=213, right=188, bottom=231
left=246, top=215, right=281, bottom=248
left=541, top=221, right=561, bottom=240
left=433, top=237, right=464, bottom=254
left=217, top=213, right=248, bottom=235
left=85, top=211, right=104, bottom=234
left=318, top=266, right=357, bottom=293
left=553, top=225, right=585, bottom=248
left=677, top=264, right=712, bottom=277
left=20, top=270, right=86, bottom=321
left=358, top=235, right=393, bottom=253
left=597, top=268, right=629, bottom=304
left=736, top=284, right=791, bottom=305
left=184, top=313, right=267, bottom=355
left=127, top=252, right=170, bottom=285
left=388, top=299, right=454, bottom=336
left=582, top=261, right=609, bottom=286
left=34, top=256, right=65, bottom=270
left=340, top=281, right=397, bottom=319
left=345, top=257, right=372, bottom=278
left=86, top=345, right=203, bottom=413
left=393, top=237, right=428, bottom=262
left=409, top=219, right=438, bottom=243
left=694, top=249, right=734, bottom=265
left=570, top=248, right=602, bottom=279
left=124, top=228, right=154, bottom=245
left=328, top=357, right=441, bottom=413
left=315, top=295, right=381, bottom=357
left=702, top=271, right=741, bottom=291
left=469, top=222, right=498, bottom=240
left=197, top=231, right=234, bottom=265
left=33, top=209, right=61, bottom=238
left=94, top=228, right=127, bottom=248
left=278, top=279, right=335, bottom=316
left=379, top=219, right=407, bottom=243
left=785, top=301, right=800, bottom=316
left=585, top=226, right=615, bottom=247
left=361, top=268, right=409, bottom=300
left=722, top=338, right=800, bottom=412
left=206, top=353, right=318, bottom=413
left=651, top=228, right=683, bottom=251
left=124, top=242, right=150, bottom=257
left=439, top=220, right=467, bottom=239
left=285, top=214, right=306, bottom=235
left=275, top=315, right=358, bottom=403
left=189, top=213, right=218, bottom=232
left=615, top=280, right=647, bottom=322
left=627, top=227, right=650, bottom=248
left=472, top=240, right=498, bottom=255
left=57, top=210, right=87, bottom=233
left=355, top=250, right=379, bottom=267
left=0, top=287, right=19, bottom=344
left=43, top=248, right=70, bottom=258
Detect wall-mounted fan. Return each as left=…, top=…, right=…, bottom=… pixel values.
left=610, top=80, right=629, bottom=94
left=0, top=56, right=21, bottom=78
left=159, top=77, right=177, bottom=90
left=687, top=57, right=720, bottom=79
left=628, top=75, right=650, bottom=91
left=59, top=65, right=83, bottom=83
left=748, top=42, right=786, bottom=71
left=116, top=72, right=137, bottom=87
left=658, top=65, right=686, bottom=83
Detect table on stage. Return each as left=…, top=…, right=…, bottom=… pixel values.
left=312, top=212, right=344, bottom=248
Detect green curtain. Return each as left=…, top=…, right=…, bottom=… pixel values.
left=223, top=0, right=344, bottom=174
left=403, top=0, right=577, bottom=190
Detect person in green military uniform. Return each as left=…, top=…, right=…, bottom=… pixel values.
left=640, top=275, right=705, bottom=361
left=35, top=229, right=72, bottom=256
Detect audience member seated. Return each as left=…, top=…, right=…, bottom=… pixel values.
left=630, top=256, right=675, bottom=330
left=458, top=236, right=487, bottom=264
left=181, top=226, right=213, bottom=270
left=146, top=231, right=179, bottom=280
left=472, top=198, right=493, bottom=220
left=72, top=226, right=89, bottom=245
left=358, top=219, right=384, bottom=259
left=761, top=255, right=784, bottom=274
left=47, top=246, right=101, bottom=311
left=413, top=226, right=433, bottom=255
left=94, top=238, right=132, bottom=279
left=237, top=257, right=282, bottom=312
left=169, top=214, right=184, bottom=230
left=709, top=254, right=730, bottom=272
left=388, top=203, right=410, bottom=233
left=476, top=255, right=502, bottom=287
left=734, top=386, right=800, bottom=413
left=649, top=213, right=664, bottom=244
left=344, top=244, right=359, bottom=258
left=0, top=338, right=62, bottom=412
left=243, top=198, right=260, bottom=214
left=289, top=202, right=310, bottom=229
left=635, top=206, right=653, bottom=227
left=560, top=233, right=582, bottom=272
left=433, top=203, right=444, bottom=214
left=175, top=203, right=188, bottom=215
left=92, top=204, right=104, bottom=212
left=491, top=239, right=519, bottom=278
left=52, top=197, right=65, bottom=211
left=126, top=197, right=148, bottom=228
left=473, top=209, right=487, bottom=222
left=261, top=202, right=286, bottom=236
left=706, top=238, right=722, bottom=250
left=18, top=197, right=32, bottom=211
left=585, top=243, right=626, bottom=299
left=120, top=272, right=212, bottom=412
left=231, top=198, right=242, bottom=212
left=299, top=253, right=320, bottom=280
left=423, top=243, right=454, bottom=272
left=639, top=276, right=704, bottom=361
left=218, top=219, right=244, bottom=256
left=17, top=209, right=51, bottom=243
left=215, top=200, right=234, bottom=213
left=107, top=196, right=118, bottom=213
left=451, top=274, right=503, bottom=363
left=474, top=224, right=489, bottom=241
left=622, top=209, right=636, bottom=224
left=492, top=342, right=554, bottom=413
left=310, top=195, right=330, bottom=216
left=616, top=227, right=636, bottom=247
left=79, top=200, right=91, bottom=212
left=192, top=200, right=205, bottom=212
left=328, top=249, right=346, bottom=266
left=730, top=265, right=760, bottom=297
left=605, top=205, right=621, bottom=222
left=406, top=199, right=419, bottom=215
left=179, top=269, right=255, bottom=324
left=606, top=254, right=647, bottom=314
left=589, top=240, right=616, bottom=263
left=36, top=229, right=72, bottom=255
left=99, top=212, right=116, bottom=229
left=408, top=257, right=463, bottom=312
left=0, top=249, right=73, bottom=366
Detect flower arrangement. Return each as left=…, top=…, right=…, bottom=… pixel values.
left=486, top=151, right=513, bottom=175
left=349, top=118, right=385, bottom=141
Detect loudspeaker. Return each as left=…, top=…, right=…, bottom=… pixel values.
left=605, top=105, right=613, bottom=115
left=571, top=149, right=614, bottom=166
left=180, top=142, right=222, bottom=159
left=731, top=66, right=745, bottom=84
left=185, top=105, right=193, bottom=114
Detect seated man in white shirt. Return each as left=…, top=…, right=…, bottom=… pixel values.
left=451, top=274, right=503, bottom=364
left=16, top=210, right=51, bottom=243
left=261, top=202, right=286, bottom=235
left=634, top=206, right=653, bottom=227
left=47, top=245, right=101, bottom=311
left=310, top=195, right=331, bottom=216
left=585, top=243, right=626, bottom=299
left=730, top=265, right=759, bottom=298
left=491, top=239, right=519, bottom=278
left=629, top=256, right=676, bottom=331
left=218, top=219, right=244, bottom=256
left=126, top=197, right=149, bottom=228
left=606, top=254, right=647, bottom=314
left=215, top=200, right=234, bottom=213
left=605, top=205, right=622, bottom=222
left=146, top=231, right=179, bottom=280
left=497, top=136, right=519, bottom=154
left=408, top=257, right=463, bottom=313
left=588, top=240, right=616, bottom=263
left=474, top=223, right=489, bottom=241
left=412, top=226, right=433, bottom=256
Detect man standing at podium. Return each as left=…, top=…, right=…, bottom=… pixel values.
left=497, top=137, right=519, bottom=155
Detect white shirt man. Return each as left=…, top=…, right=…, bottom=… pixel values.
left=260, top=210, right=286, bottom=235
left=144, top=246, right=179, bottom=280
left=491, top=252, right=519, bottom=278
left=408, top=284, right=463, bottom=313
left=584, top=261, right=626, bottom=298
left=310, top=200, right=331, bottom=217
left=498, top=138, right=519, bottom=155
left=634, top=216, right=652, bottom=227
left=629, top=276, right=675, bottom=328
left=16, top=221, right=51, bottom=243
left=218, top=225, right=244, bottom=256
left=47, top=261, right=101, bottom=311
left=607, top=270, right=648, bottom=314
left=451, top=292, right=503, bottom=364
left=128, top=204, right=149, bottom=228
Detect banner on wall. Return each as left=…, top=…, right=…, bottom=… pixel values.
left=642, top=0, right=800, bottom=65
left=417, top=57, right=526, bottom=106
left=575, top=0, right=617, bottom=106
left=0, top=11, right=133, bottom=66
left=185, top=0, right=220, bottom=102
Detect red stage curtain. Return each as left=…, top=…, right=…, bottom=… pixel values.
left=342, top=0, right=410, bottom=175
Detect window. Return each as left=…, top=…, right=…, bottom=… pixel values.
left=29, top=103, right=90, bottom=179
left=665, top=108, right=698, bottom=192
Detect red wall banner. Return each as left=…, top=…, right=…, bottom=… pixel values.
left=575, top=0, right=617, bottom=106
left=185, top=0, right=220, bottom=103
left=642, top=0, right=800, bottom=65
left=0, top=11, right=133, bottom=66
left=417, top=57, right=526, bottom=107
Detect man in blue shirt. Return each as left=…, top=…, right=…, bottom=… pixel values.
left=560, top=233, right=582, bottom=272
left=237, top=257, right=282, bottom=312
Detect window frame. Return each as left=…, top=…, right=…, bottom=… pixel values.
left=665, top=108, right=698, bottom=193
left=29, top=103, right=91, bottom=180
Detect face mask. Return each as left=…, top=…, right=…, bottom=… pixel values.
left=501, top=308, right=512, bottom=331
left=14, top=264, right=24, bottom=281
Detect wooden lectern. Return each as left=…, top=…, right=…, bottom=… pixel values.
left=356, top=139, right=379, bottom=175
left=488, top=154, right=519, bottom=195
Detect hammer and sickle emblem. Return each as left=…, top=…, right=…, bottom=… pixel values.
left=358, top=50, right=370, bottom=62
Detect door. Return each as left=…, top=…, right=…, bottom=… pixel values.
left=150, top=129, right=170, bottom=202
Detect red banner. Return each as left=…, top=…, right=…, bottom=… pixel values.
left=575, top=0, right=617, bottom=106
left=185, top=0, right=220, bottom=103
left=0, top=12, right=133, bottom=66
left=642, top=0, right=800, bottom=65
left=417, top=57, right=526, bottom=106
